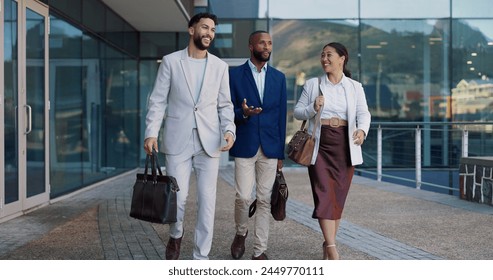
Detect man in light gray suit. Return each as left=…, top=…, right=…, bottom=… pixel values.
left=144, top=12, right=236, bottom=260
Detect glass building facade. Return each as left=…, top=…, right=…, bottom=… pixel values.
left=2, top=0, right=493, bottom=221
left=2, top=0, right=141, bottom=220
left=205, top=0, right=493, bottom=192
left=46, top=2, right=139, bottom=197
left=44, top=0, right=140, bottom=196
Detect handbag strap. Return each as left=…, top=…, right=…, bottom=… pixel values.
left=300, top=77, right=323, bottom=134
left=151, top=149, right=164, bottom=182
left=152, top=149, right=164, bottom=176
left=144, top=154, right=150, bottom=181
left=150, top=149, right=179, bottom=192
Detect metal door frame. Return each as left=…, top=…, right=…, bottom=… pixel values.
left=0, top=0, right=49, bottom=221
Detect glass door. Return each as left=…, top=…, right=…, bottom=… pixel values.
left=23, top=0, right=49, bottom=209
left=1, top=0, right=49, bottom=219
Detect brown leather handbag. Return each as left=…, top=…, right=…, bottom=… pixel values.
left=287, top=77, right=322, bottom=166
left=287, top=121, right=316, bottom=166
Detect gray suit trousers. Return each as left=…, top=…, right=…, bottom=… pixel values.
left=165, top=129, right=220, bottom=260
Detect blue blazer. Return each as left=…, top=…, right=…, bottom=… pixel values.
left=229, top=61, right=287, bottom=159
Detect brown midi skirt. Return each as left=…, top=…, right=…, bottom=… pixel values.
left=308, top=125, right=354, bottom=220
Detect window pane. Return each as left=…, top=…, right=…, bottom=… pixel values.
left=451, top=19, right=493, bottom=122
left=49, top=16, right=82, bottom=58
left=49, top=0, right=82, bottom=22
left=48, top=13, right=139, bottom=197
left=139, top=59, right=160, bottom=162
left=82, top=33, right=105, bottom=185
left=102, top=46, right=139, bottom=171
left=272, top=19, right=359, bottom=80
left=263, top=0, right=358, bottom=19
left=452, top=0, right=493, bottom=18
left=105, top=10, right=124, bottom=48
left=140, top=32, right=179, bottom=58
left=122, top=58, right=139, bottom=168
left=360, top=19, right=450, bottom=122
left=49, top=15, right=84, bottom=195
left=209, top=19, right=268, bottom=58
left=361, top=0, right=449, bottom=18
left=209, top=0, right=259, bottom=18
left=123, top=22, right=138, bottom=57
left=4, top=0, right=19, bottom=203
left=82, top=0, right=105, bottom=35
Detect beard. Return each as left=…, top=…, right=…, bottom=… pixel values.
left=253, top=50, right=271, bottom=62
left=193, top=34, right=211, bottom=51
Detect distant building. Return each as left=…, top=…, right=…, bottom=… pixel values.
left=452, top=79, right=493, bottom=122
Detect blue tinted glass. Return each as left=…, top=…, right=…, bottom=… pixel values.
left=360, top=19, right=450, bottom=122
left=4, top=0, right=19, bottom=203
left=209, top=0, right=259, bottom=18
left=361, top=0, right=449, bottom=18
left=452, top=0, right=493, bottom=18
left=264, top=0, right=358, bottom=19
left=451, top=19, right=493, bottom=122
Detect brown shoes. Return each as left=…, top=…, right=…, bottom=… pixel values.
left=165, top=236, right=182, bottom=260
left=230, top=231, right=248, bottom=259
left=252, top=252, right=268, bottom=260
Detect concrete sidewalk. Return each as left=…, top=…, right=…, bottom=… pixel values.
left=1, top=165, right=492, bottom=260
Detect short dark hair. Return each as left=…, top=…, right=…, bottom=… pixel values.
left=188, top=12, right=218, bottom=28
left=248, top=30, right=269, bottom=44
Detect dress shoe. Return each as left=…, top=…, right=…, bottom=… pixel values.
left=230, top=231, right=248, bottom=259
left=165, top=236, right=182, bottom=260
left=252, top=252, right=268, bottom=260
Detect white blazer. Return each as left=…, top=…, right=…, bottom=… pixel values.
left=145, top=48, right=236, bottom=158
left=294, top=75, right=371, bottom=165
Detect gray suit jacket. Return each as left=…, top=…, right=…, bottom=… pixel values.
left=145, top=48, right=236, bottom=158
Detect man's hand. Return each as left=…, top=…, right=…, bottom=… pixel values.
left=242, top=98, right=262, bottom=117
left=277, top=159, right=283, bottom=171
left=220, top=133, right=235, bottom=151
left=144, top=137, right=158, bottom=155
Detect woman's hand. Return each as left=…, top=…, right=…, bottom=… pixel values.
left=352, top=129, right=366, bottom=146
left=314, top=96, right=324, bottom=112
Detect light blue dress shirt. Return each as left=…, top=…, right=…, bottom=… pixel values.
left=248, top=59, right=267, bottom=103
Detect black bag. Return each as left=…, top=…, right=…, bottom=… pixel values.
left=248, top=170, right=288, bottom=221
left=129, top=150, right=179, bottom=224
left=270, top=170, right=288, bottom=221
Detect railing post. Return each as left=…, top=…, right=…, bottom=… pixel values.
left=415, top=126, right=421, bottom=189
left=462, top=126, right=468, bottom=158
left=377, top=125, right=382, bottom=182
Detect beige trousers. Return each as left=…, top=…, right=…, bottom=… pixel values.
left=234, top=148, right=277, bottom=256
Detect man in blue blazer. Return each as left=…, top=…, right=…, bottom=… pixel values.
left=229, top=31, right=287, bottom=260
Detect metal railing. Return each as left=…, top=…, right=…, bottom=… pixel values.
left=356, top=121, right=493, bottom=194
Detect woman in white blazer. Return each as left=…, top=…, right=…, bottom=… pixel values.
left=294, top=42, right=371, bottom=260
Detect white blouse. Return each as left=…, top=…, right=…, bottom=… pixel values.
left=320, top=75, right=348, bottom=120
